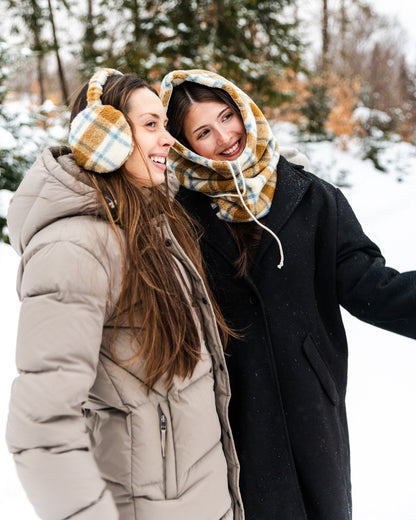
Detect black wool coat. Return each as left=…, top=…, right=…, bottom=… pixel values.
left=177, top=156, right=416, bottom=520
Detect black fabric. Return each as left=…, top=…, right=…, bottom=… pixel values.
left=177, top=156, right=416, bottom=520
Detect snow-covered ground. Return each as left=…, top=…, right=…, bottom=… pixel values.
left=1, top=125, right=416, bottom=519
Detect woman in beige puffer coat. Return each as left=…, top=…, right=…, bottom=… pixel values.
left=6, top=69, right=243, bottom=520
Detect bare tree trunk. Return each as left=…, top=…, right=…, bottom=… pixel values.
left=340, top=0, right=347, bottom=77
left=81, top=0, right=97, bottom=76
left=47, top=0, right=69, bottom=104
left=213, top=0, right=224, bottom=63
left=322, top=0, right=329, bottom=73
left=28, top=0, right=46, bottom=104
left=33, top=40, right=46, bottom=104
left=133, top=0, right=140, bottom=41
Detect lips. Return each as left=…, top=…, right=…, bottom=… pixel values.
left=220, top=139, right=242, bottom=158
left=150, top=155, right=167, bottom=170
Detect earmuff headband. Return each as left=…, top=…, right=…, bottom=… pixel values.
left=69, top=68, right=134, bottom=174
left=86, top=68, right=122, bottom=106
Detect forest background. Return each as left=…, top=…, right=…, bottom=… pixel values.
left=1, top=0, right=416, bottom=242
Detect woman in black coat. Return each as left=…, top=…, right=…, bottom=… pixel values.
left=160, top=69, right=416, bottom=520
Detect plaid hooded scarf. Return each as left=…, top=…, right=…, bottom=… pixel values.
left=160, top=70, right=280, bottom=223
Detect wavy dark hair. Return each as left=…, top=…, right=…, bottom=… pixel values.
left=166, top=81, right=241, bottom=151
left=70, top=74, right=231, bottom=390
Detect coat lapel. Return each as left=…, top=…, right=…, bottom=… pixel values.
left=176, top=186, right=241, bottom=268
left=255, top=157, right=312, bottom=266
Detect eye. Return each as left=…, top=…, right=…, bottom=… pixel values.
left=222, top=112, right=233, bottom=122
left=197, top=129, right=209, bottom=140
left=145, top=121, right=156, bottom=129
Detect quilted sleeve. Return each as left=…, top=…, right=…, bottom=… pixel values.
left=6, top=238, right=119, bottom=519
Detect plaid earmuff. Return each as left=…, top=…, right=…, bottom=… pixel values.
left=69, top=68, right=134, bottom=173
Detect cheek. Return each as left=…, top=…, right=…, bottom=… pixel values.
left=192, top=139, right=215, bottom=159
left=236, top=119, right=245, bottom=135
left=125, top=146, right=147, bottom=175
left=125, top=148, right=139, bottom=169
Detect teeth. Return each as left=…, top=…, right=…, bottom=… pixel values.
left=223, top=142, right=239, bottom=155
left=151, top=156, right=166, bottom=164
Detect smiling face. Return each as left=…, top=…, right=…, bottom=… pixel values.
left=124, top=88, right=174, bottom=186
left=183, top=100, right=247, bottom=161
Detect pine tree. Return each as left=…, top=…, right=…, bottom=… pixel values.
left=104, top=0, right=303, bottom=103
left=0, top=41, right=25, bottom=243
left=300, top=77, right=331, bottom=137
left=165, top=0, right=303, bottom=104
left=78, top=0, right=109, bottom=79
left=7, top=0, right=48, bottom=103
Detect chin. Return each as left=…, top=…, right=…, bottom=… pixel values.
left=148, top=173, right=166, bottom=187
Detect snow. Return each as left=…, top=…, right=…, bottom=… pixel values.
left=1, top=123, right=416, bottom=519
left=0, top=127, right=16, bottom=149
left=353, top=106, right=392, bottom=125
left=0, top=190, right=13, bottom=216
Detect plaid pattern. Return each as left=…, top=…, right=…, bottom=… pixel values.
left=160, top=69, right=279, bottom=222
left=69, top=68, right=134, bottom=174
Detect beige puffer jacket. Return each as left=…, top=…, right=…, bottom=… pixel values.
left=6, top=147, right=244, bottom=520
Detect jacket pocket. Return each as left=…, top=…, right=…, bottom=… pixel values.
left=158, top=404, right=168, bottom=499
left=303, top=334, right=339, bottom=406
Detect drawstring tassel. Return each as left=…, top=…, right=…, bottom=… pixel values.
left=227, top=161, right=284, bottom=269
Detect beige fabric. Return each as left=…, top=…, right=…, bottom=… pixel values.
left=6, top=147, right=243, bottom=520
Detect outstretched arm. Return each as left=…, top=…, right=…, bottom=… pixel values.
left=336, top=188, right=416, bottom=339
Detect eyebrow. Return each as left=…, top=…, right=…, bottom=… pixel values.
left=192, top=107, right=230, bottom=135
left=138, top=112, right=163, bottom=120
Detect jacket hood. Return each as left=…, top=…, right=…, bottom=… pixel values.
left=7, top=146, right=100, bottom=256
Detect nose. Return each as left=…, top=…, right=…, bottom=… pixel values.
left=215, top=127, right=229, bottom=145
left=160, top=127, right=175, bottom=147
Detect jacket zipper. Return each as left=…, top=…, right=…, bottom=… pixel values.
left=158, top=404, right=167, bottom=498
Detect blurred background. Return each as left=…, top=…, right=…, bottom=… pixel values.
left=0, top=0, right=416, bottom=227
left=1, top=1, right=415, bottom=518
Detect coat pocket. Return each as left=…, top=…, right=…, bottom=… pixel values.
left=302, top=334, right=339, bottom=406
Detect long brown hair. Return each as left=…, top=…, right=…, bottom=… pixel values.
left=166, top=81, right=242, bottom=151
left=70, top=74, right=230, bottom=390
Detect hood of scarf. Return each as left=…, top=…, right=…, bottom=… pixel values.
left=160, top=69, right=280, bottom=222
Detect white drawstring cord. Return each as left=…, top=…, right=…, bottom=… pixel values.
left=227, top=160, right=284, bottom=269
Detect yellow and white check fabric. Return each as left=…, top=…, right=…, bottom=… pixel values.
left=160, top=69, right=279, bottom=222
left=69, top=68, right=134, bottom=174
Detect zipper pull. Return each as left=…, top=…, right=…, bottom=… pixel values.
left=159, top=408, right=167, bottom=458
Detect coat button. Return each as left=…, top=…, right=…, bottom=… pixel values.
left=165, top=239, right=172, bottom=247
left=201, top=297, right=208, bottom=304
left=219, top=363, right=225, bottom=371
